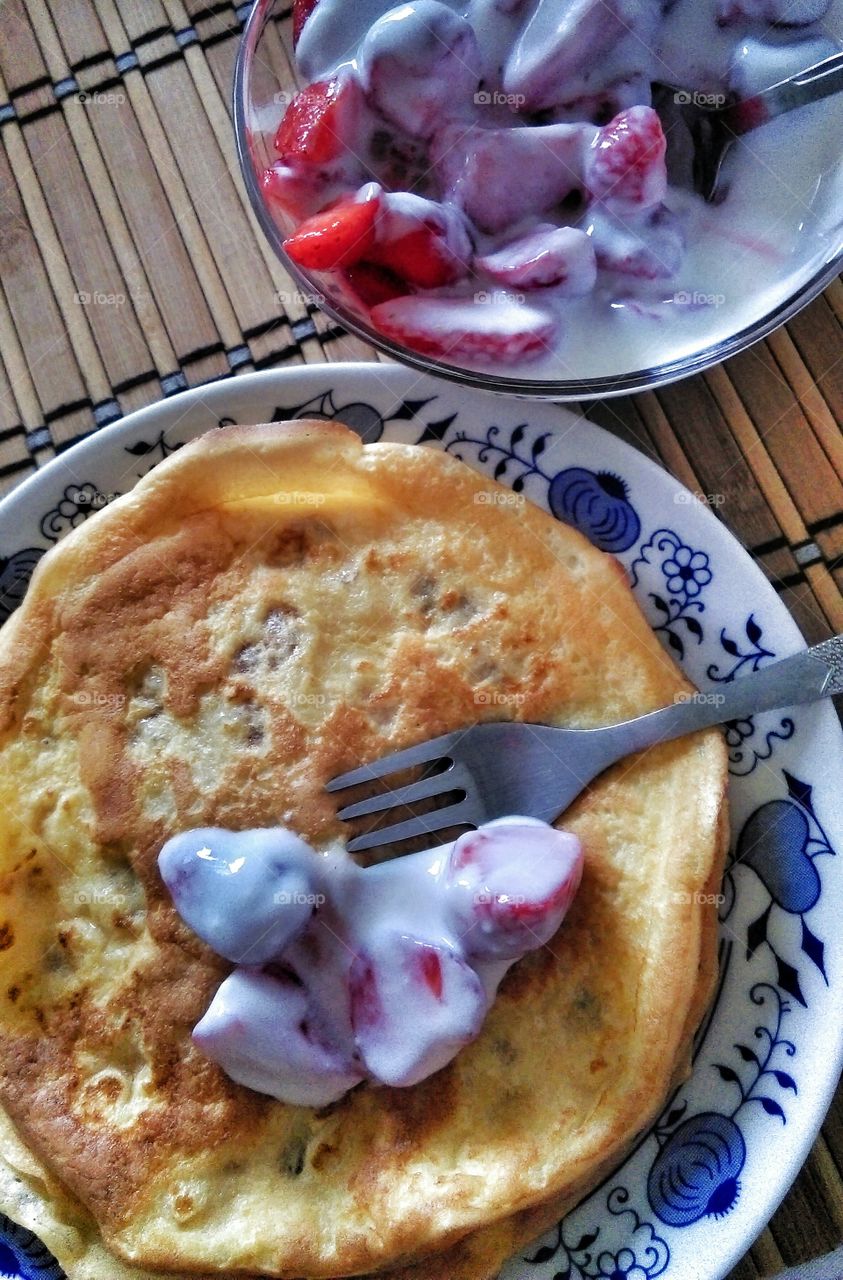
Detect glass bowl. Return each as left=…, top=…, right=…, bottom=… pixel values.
left=233, top=0, right=843, bottom=401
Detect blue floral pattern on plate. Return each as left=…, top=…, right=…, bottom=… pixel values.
left=0, top=368, right=839, bottom=1280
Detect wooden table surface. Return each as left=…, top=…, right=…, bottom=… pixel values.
left=0, top=2, right=841, bottom=1277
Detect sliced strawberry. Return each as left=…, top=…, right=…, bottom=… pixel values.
left=588, top=206, right=684, bottom=279
left=370, top=294, right=558, bottom=364
left=358, top=4, right=482, bottom=139
left=432, top=122, right=590, bottom=234
left=343, top=261, right=405, bottom=309
left=274, top=76, right=363, bottom=170
left=283, top=195, right=379, bottom=271
left=586, top=105, right=667, bottom=209
left=349, top=935, right=486, bottom=1087
left=368, top=193, right=471, bottom=289
left=476, top=225, right=597, bottom=295
left=370, top=226, right=457, bottom=289
left=293, top=0, right=320, bottom=45
left=261, top=162, right=325, bottom=221
left=448, top=821, right=583, bottom=961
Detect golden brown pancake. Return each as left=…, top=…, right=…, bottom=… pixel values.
left=0, top=421, right=727, bottom=1278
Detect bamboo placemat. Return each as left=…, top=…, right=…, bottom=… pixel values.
left=0, top=2, right=841, bottom=1276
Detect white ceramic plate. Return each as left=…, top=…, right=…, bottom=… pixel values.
left=0, top=364, right=840, bottom=1280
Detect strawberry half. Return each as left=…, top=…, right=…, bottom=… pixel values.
left=343, top=261, right=405, bottom=309
left=367, top=193, right=471, bottom=289
left=370, top=294, right=558, bottom=363
left=293, top=0, right=320, bottom=45
left=349, top=935, right=486, bottom=1087
left=448, top=821, right=583, bottom=961
left=283, top=195, right=380, bottom=271
left=274, top=76, right=362, bottom=170
left=371, top=225, right=463, bottom=289
left=261, top=162, right=324, bottom=221
left=476, top=225, right=597, bottom=295
left=586, top=105, right=667, bottom=209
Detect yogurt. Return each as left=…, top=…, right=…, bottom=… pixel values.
left=159, top=818, right=583, bottom=1105
left=261, top=0, right=843, bottom=377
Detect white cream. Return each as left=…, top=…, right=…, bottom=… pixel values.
left=160, top=819, right=583, bottom=1104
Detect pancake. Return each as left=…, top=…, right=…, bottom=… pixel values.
left=0, top=420, right=728, bottom=1278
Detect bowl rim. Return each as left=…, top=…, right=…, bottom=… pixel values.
left=232, top=0, right=843, bottom=402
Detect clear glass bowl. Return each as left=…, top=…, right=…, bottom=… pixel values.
left=233, top=0, right=843, bottom=401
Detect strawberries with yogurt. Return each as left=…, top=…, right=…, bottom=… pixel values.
left=258, top=0, right=840, bottom=372
left=159, top=818, right=583, bottom=1104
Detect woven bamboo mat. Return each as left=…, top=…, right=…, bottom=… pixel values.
left=0, top=2, right=841, bottom=1277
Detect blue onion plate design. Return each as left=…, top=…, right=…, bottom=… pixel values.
left=0, top=366, right=839, bottom=1280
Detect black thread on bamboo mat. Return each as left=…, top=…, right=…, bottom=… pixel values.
left=56, top=430, right=99, bottom=454
left=321, top=325, right=353, bottom=346
left=0, top=458, right=35, bottom=482
left=242, top=317, right=293, bottom=342
left=776, top=569, right=808, bottom=590
left=0, top=426, right=25, bottom=447
left=13, top=101, right=61, bottom=126
left=10, top=75, right=51, bottom=101
left=71, top=52, right=114, bottom=76
left=5, top=34, right=227, bottom=120
left=132, top=25, right=177, bottom=49
left=180, top=340, right=227, bottom=365
left=808, top=512, right=843, bottom=535
left=43, top=399, right=91, bottom=426
left=113, top=369, right=160, bottom=396
left=252, top=342, right=303, bottom=370
left=753, top=535, right=789, bottom=557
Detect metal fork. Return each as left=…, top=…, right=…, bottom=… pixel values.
left=327, top=634, right=843, bottom=853
left=661, top=50, right=843, bottom=202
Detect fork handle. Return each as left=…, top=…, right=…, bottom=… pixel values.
left=611, top=633, right=843, bottom=757
left=725, top=51, right=843, bottom=135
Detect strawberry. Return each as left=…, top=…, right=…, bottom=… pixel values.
left=476, top=225, right=597, bottom=294
left=370, top=294, right=558, bottom=364
left=158, top=826, right=320, bottom=965
left=586, top=105, right=667, bottom=209
left=261, top=162, right=325, bottom=221
left=274, top=76, right=363, bottom=170
left=358, top=4, right=482, bottom=139
left=283, top=194, right=380, bottom=271
left=371, top=225, right=461, bottom=289
left=448, top=820, right=583, bottom=961
left=343, top=262, right=405, bottom=309
left=588, top=206, right=684, bottom=279
left=367, top=192, right=471, bottom=289
left=349, top=935, right=486, bottom=1087
left=194, top=968, right=364, bottom=1107
left=432, top=122, right=590, bottom=234
left=292, top=0, right=320, bottom=45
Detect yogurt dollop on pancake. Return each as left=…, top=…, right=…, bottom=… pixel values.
left=159, top=819, right=583, bottom=1102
